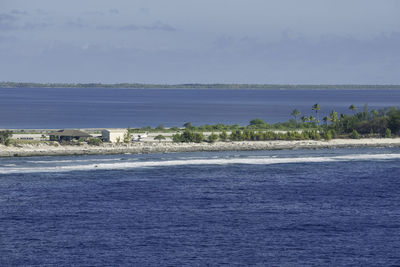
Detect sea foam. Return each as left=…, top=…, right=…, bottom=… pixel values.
left=0, top=153, right=399, bottom=174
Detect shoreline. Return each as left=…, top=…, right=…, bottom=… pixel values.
left=1, top=138, right=400, bottom=158
left=2, top=83, right=400, bottom=90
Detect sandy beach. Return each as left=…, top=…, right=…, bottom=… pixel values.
left=1, top=138, right=400, bottom=157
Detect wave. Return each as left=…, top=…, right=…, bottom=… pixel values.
left=26, top=158, right=126, bottom=164
left=1, top=153, right=400, bottom=174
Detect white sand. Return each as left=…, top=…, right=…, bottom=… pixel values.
left=1, top=138, right=400, bottom=157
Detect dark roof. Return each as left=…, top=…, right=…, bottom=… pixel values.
left=48, top=129, right=91, bottom=137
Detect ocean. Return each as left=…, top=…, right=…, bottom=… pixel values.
left=1, top=87, right=400, bottom=128
left=1, top=147, right=400, bottom=265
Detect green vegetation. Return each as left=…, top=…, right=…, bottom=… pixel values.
left=123, top=130, right=132, bottom=143
left=385, top=128, right=392, bottom=138
left=291, top=109, right=301, bottom=123
left=125, top=103, right=400, bottom=144
left=1, top=101, right=398, bottom=145
left=349, top=104, right=357, bottom=113
left=172, top=130, right=204, bottom=143
left=87, top=138, right=103, bottom=146
left=167, top=104, right=400, bottom=143
left=127, top=119, right=318, bottom=134
left=312, top=103, right=321, bottom=124
left=154, top=135, right=166, bottom=142
left=219, top=131, right=228, bottom=141
left=207, top=133, right=219, bottom=143
left=0, top=130, right=13, bottom=146
left=349, top=130, right=360, bottom=139
left=226, top=129, right=321, bottom=142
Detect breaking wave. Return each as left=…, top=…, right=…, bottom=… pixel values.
left=1, top=153, right=400, bottom=174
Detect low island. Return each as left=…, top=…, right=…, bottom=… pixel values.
left=1, top=104, right=400, bottom=157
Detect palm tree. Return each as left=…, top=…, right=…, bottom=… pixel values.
left=349, top=104, right=357, bottom=113
left=300, top=115, right=307, bottom=124
left=371, top=109, right=379, bottom=118
left=312, top=103, right=321, bottom=124
left=329, top=110, right=338, bottom=123
left=291, top=109, right=301, bottom=123
left=323, top=116, right=329, bottom=126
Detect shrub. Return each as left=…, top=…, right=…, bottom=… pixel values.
left=172, top=133, right=181, bottom=142
left=349, top=130, right=360, bottom=139
left=302, top=130, right=321, bottom=140
left=388, top=110, right=400, bottom=134
left=0, top=130, right=13, bottom=146
left=229, top=130, right=243, bottom=141
left=154, top=135, right=166, bottom=142
left=323, top=130, right=332, bottom=141
left=248, top=119, right=267, bottom=129
left=156, top=124, right=165, bottom=130
left=219, top=131, right=228, bottom=141
left=208, top=133, right=219, bottom=143
left=329, top=129, right=337, bottom=139
left=183, top=122, right=194, bottom=129
left=123, top=131, right=132, bottom=143
left=88, top=138, right=103, bottom=146
left=172, top=130, right=204, bottom=143
left=384, top=128, right=392, bottom=138
left=323, top=129, right=336, bottom=141
left=193, top=132, right=204, bottom=143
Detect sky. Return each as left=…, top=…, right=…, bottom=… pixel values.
left=0, top=0, right=399, bottom=84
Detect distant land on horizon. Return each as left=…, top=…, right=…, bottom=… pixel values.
left=1, top=82, right=400, bottom=90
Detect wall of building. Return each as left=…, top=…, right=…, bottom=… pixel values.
left=102, top=129, right=127, bottom=143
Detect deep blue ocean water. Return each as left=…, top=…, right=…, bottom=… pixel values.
left=1, top=147, right=400, bottom=266
left=1, top=87, right=400, bottom=128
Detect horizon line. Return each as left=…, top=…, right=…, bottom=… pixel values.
left=1, top=82, right=400, bottom=87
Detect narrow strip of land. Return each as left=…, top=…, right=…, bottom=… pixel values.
left=1, top=82, right=400, bottom=89
left=1, top=138, right=400, bottom=157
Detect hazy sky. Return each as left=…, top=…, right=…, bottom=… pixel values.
left=1, top=0, right=399, bottom=84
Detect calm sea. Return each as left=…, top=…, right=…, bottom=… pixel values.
left=1, top=87, right=400, bottom=265
left=1, top=148, right=400, bottom=265
left=0, top=87, right=400, bottom=128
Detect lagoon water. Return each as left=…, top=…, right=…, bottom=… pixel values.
left=1, top=87, right=400, bottom=128
left=1, top=148, right=400, bottom=265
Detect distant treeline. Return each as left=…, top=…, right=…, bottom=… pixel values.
left=1, top=82, right=400, bottom=89
left=170, top=105, right=400, bottom=143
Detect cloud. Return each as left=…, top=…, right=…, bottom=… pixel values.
left=35, top=9, right=48, bottom=15
left=65, top=18, right=87, bottom=29
left=82, top=11, right=104, bottom=16
left=22, top=22, right=52, bottom=30
left=10, top=9, right=27, bottom=15
left=0, top=35, right=17, bottom=42
left=139, top=8, right=150, bottom=14
left=118, top=21, right=176, bottom=32
left=143, top=21, right=176, bottom=31
left=0, top=12, right=52, bottom=31
left=0, top=13, right=18, bottom=23
left=207, top=32, right=400, bottom=72
left=109, top=9, right=119, bottom=14
left=0, top=13, right=18, bottom=30
left=119, top=24, right=140, bottom=31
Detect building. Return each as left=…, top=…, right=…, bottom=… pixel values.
left=49, top=129, right=91, bottom=142
left=102, top=129, right=128, bottom=143
left=11, top=134, right=48, bottom=141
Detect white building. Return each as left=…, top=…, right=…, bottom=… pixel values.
left=11, top=134, right=48, bottom=141
left=102, top=129, right=128, bottom=143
